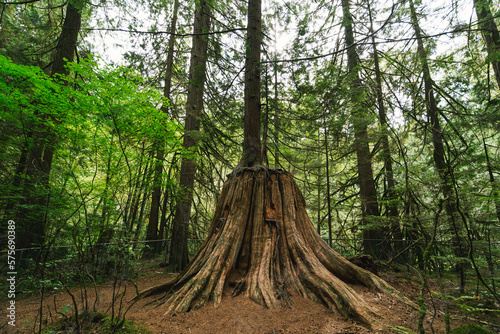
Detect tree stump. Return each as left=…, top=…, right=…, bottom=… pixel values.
left=137, top=168, right=415, bottom=328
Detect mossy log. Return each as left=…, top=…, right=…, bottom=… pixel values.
left=136, top=168, right=416, bottom=329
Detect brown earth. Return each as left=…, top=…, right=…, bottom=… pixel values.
left=0, top=267, right=491, bottom=334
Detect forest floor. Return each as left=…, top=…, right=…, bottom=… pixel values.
left=1, top=260, right=498, bottom=334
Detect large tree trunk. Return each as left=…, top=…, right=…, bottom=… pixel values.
left=16, top=1, right=82, bottom=250
left=136, top=169, right=416, bottom=329
left=168, top=0, right=211, bottom=272
left=341, top=0, right=385, bottom=259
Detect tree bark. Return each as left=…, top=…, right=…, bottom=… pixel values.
left=341, top=0, right=384, bottom=259
left=136, top=169, right=416, bottom=329
left=483, top=136, right=500, bottom=223
left=168, top=0, right=211, bottom=272
left=17, top=1, right=82, bottom=250
left=274, top=60, right=280, bottom=168
left=239, top=0, right=263, bottom=168
left=325, top=126, right=333, bottom=247
left=474, top=0, right=500, bottom=89
left=146, top=0, right=180, bottom=256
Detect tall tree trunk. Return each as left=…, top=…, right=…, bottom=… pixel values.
left=261, top=65, right=270, bottom=164
left=341, top=0, right=384, bottom=259
left=367, top=1, right=403, bottom=254
left=17, top=1, right=82, bottom=250
left=317, top=152, right=322, bottom=235
left=159, top=155, right=177, bottom=244
left=238, top=0, right=262, bottom=168
left=146, top=0, right=180, bottom=256
left=474, top=0, right=500, bottom=89
left=482, top=136, right=500, bottom=293
left=483, top=136, right=500, bottom=223
left=168, top=0, right=211, bottom=272
left=408, top=0, right=466, bottom=291
left=274, top=60, right=280, bottom=168
left=325, top=127, right=333, bottom=247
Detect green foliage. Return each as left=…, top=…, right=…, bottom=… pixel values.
left=0, top=54, right=181, bottom=273
left=387, top=326, right=417, bottom=334
left=40, top=311, right=153, bottom=334
left=448, top=295, right=500, bottom=315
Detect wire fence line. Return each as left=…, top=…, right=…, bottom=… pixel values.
left=2, top=237, right=499, bottom=253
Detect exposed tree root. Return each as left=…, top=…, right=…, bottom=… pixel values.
left=135, top=169, right=417, bottom=329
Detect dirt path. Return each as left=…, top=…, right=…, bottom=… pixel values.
left=0, top=271, right=471, bottom=333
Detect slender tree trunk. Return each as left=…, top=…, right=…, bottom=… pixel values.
left=125, top=145, right=147, bottom=234
left=474, top=0, right=500, bottom=89
left=94, top=137, right=115, bottom=265
left=325, top=127, right=333, bottom=247
left=159, top=155, right=177, bottom=244
left=367, top=1, right=403, bottom=253
left=17, top=1, right=82, bottom=250
left=135, top=164, right=153, bottom=245
left=238, top=0, right=262, bottom=168
left=483, top=136, right=500, bottom=223
left=341, top=0, right=384, bottom=259
left=168, top=0, right=211, bottom=272
left=317, top=162, right=322, bottom=235
left=146, top=0, right=179, bottom=256
left=408, top=0, right=466, bottom=291
left=482, top=136, right=499, bottom=294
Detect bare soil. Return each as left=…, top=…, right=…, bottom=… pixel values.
left=0, top=267, right=493, bottom=334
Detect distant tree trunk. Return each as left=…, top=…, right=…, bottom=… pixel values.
left=126, top=146, right=151, bottom=236
left=159, top=155, right=178, bottom=243
left=17, top=1, right=82, bottom=250
left=483, top=137, right=500, bottom=223
left=482, top=136, right=500, bottom=293
left=317, top=159, right=322, bottom=235
left=168, top=0, right=211, bottom=272
left=238, top=0, right=263, bottom=168
left=367, top=1, right=403, bottom=254
left=474, top=0, right=500, bottom=89
left=133, top=156, right=153, bottom=245
left=325, top=127, right=333, bottom=247
left=93, top=137, right=116, bottom=263
left=146, top=0, right=179, bottom=256
left=341, top=0, right=384, bottom=259
left=408, top=0, right=467, bottom=291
